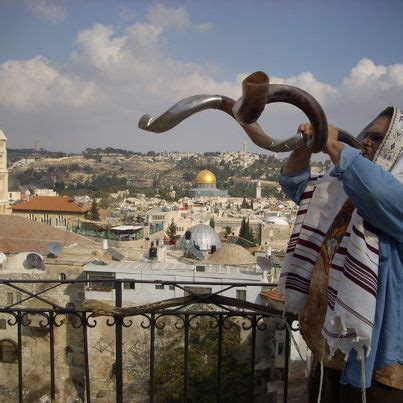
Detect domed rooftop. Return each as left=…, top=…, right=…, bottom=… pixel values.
left=181, top=223, right=221, bottom=252
left=204, top=244, right=256, bottom=266
left=195, top=170, right=216, bottom=184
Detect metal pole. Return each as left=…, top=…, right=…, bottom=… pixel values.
left=115, top=281, right=123, bottom=403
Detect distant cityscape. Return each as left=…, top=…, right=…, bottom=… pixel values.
left=0, top=132, right=320, bottom=401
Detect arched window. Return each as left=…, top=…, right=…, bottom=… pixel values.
left=59, top=273, right=67, bottom=280
left=0, top=339, right=17, bottom=363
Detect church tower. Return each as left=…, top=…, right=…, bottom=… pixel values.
left=256, top=180, right=262, bottom=199
left=0, top=130, right=9, bottom=214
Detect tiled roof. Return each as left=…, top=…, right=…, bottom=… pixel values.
left=260, top=289, right=285, bottom=303
left=10, top=196, right=91, bottom=213
left=0, top=215, right=99, bottom=255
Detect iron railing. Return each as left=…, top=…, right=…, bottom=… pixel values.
left=0, top=279, right=303, bottom=402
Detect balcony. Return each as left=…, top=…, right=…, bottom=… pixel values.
left=0, top=279, right=307, bottom=402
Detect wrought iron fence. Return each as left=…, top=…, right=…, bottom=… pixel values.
left=0, top=279, right=303, bottom=402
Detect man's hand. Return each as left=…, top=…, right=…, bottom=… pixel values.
left=299, top=123, right=344, bottom=165
left=322, top=125, right=344, bottom=165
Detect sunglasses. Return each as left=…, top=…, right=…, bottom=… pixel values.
left=362, top=131, right=385, bottom=144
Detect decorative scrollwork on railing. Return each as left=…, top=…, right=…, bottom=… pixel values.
left=174, top=314, right=186, bottom=330
left=85, top=313, right=98, bottom=328
left=38, top=312, right=51, bottom=328
left=140, top=314, right=152, bottom=329
left=188, top=313, right=219, bottom=331
left=222, top=315, right=239, bottom=331
left=256, top=315, right=268, bottom=331
left=106, top=317, right=117, bottom=327
left=6, top=312, right=18, bottom=327
left=155, top=315, right=166, bottom=330
left=53, top=312, right=66, bottom=328
left=122, top=317, right=133, bottom=328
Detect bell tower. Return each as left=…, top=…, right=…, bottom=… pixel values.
left=0, top=130, right=9, bottom=214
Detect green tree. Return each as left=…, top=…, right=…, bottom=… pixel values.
left=154, top=314, right=250, bottom=402
left=246, top=218, right=256, bottom=244
left=239, top=217, right=247, bottom=239
left=224, top=226, right=232, bottom=236
left=209, top=217, right=215, bottom=229
left=87, top=199, right=100, bottom=221
left=166, top=219, right=178, bottom=243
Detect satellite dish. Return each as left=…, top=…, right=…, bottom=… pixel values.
left=0, top=252, right=6, bottom=266
left=48, top=242, right=63, bottom=258
left=108, top=247, right=124, bottom=261
left=25, top=253, right=44, bottom=269
left=185, top=244, right=204, bottom=261
left=257, top=256, right=271, bottom=271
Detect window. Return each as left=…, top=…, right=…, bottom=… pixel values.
left=155, top=284, right=164, bottom=290
left=6, top=293, right=13, bottom=305
left=59, top=273, right=67, bottom=280
left=0, top=319, right=6, bottom=330
left=169, top=285, right=175, bottom=291
left=236, top=290, right=246, bottom=301
left=184, top=286, right=212, bottom=296
left=86, top=272, right=115, bottom=291
left=124, top=282, right=135, bottom=290
left=0, top=339, right=17, bottom=363
left=195, top=265, right=205, bottom=272
left=16, top=293, right=22, bottom=303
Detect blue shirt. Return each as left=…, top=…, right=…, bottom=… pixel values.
left=279, top=145, right=403, bottom=388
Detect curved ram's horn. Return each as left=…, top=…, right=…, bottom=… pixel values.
left=138, top=71, right=360, bottom=152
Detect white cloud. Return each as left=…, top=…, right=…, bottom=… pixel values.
left=195, top=22, right=214, bottom=33
left=146, top=3, right=190, bottom=29
left=0, top=56, right=98, bottom=109
left=1, top=3, right=402, bottom=152
left=73, top=24, right=127, bottom=73
left=25, top=0, right=66, bottom=23
left=342, top=58, right=403, bottom=95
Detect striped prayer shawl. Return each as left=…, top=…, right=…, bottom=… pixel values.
left=278, top=174, right=380, bottom=356
left=279, top=106, right=403, bottom=358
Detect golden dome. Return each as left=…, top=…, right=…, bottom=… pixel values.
left=195, top=169, right=216, bottom=184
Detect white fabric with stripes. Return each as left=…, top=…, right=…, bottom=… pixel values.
left=279, top=107, right=402, bottom=358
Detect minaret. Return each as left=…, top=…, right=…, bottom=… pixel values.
left=0, top=130, right=9, bottom=214
left=256, top=180, right=262, bottom=199
left=242, top=140, right=247, bottom=153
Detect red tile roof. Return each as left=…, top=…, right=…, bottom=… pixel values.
left=0, top=215, right=99, bottom=254
left=11, top=196, right=90, bottom=213
left=260, top=289, right=286, bottom=303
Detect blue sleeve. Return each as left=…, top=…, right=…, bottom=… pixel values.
left=278, top=166, right=310, bottom=205
left=331, top=145, right=403, bottom=240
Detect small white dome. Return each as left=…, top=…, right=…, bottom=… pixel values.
left=181, top=224, right=221, bottom=252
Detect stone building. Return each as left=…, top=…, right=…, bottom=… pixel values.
left=11, top=196, right=91, bottom=228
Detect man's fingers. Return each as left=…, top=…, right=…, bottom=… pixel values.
left=298, top=122, right=312, bottom=134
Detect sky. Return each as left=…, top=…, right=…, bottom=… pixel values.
left=0, top=0, right=402, bottom=154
